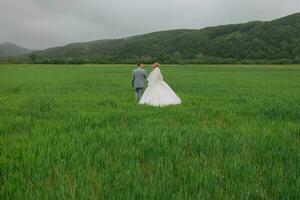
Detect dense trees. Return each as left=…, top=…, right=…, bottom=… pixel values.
left=1, top=13, right=300, bottom=64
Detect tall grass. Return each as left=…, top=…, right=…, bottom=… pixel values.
left=0, top=64, right=299, bottom=199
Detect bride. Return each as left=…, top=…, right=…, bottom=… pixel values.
left=139, top=63, right=182, bottom=107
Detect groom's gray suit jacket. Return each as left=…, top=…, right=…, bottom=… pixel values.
left=132, top=67, right=148, bottom=88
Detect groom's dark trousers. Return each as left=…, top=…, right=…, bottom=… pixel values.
left=135, top=88, right=144, bottom=101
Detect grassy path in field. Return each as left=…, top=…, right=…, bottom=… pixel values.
left=0, top=64, right=299, bottom=199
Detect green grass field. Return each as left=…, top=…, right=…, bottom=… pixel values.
left=0, top=64, right=299, bottom=199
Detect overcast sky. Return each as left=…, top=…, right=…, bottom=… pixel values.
left=0, top=0, right=299, bottom=50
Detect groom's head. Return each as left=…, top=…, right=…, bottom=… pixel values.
left=137, top=63, right=144, bottom=68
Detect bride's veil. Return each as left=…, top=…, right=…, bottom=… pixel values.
left=147, top=68, right=163, bottom=85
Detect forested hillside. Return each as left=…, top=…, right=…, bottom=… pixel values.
left=5, top=13, right=300, bottom=64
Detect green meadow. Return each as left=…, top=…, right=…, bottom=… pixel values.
left=0, top=64, right=299, bottom=199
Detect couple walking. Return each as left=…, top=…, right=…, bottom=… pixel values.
left=132, top=63, right=181, bottom=107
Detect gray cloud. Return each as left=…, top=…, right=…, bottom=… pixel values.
left=1, top=0, right=299, bottom=49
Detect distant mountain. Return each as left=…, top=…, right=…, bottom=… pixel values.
left=0, top=42, right=33, bottom=57
left=30, top=13, right=300, bottom=64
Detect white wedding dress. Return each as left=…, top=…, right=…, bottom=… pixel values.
left=139, top=67, right=181, bottom=107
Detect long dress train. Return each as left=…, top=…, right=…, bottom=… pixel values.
left=139, top=68, right=181, bottom=107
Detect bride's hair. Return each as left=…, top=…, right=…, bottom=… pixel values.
left=152, top=63, right=160, bottom=68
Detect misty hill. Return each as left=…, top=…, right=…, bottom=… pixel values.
left=31, top=13, right=300, bottom=64
left=0, top=42, right=32, bottom=58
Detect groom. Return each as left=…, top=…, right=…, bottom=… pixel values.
left=132, top=63, right=148, bottom=101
